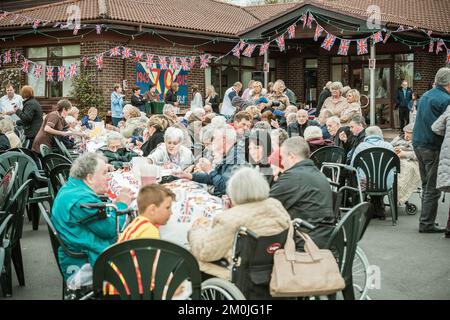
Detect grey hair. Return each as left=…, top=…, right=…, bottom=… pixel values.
left=281, top=137, right=310, bottom=160
left=270, top=128, right=289, bottom=147
left=330, top=81, right=343, bottom=91
left=203, top=105, right=213, bottom=113
left=163, top=104, right=175, bottom=114
left=122, top=104, right=135, bottom=114
left=253, top=121, right=272, bottom=131
left=434, top=67, right=450, bottom=86
left=70, top=152, right=108, bottom=180
left=365, top=125, right=383, bottom=138
left=350, top=114, right=366, bottom=127
left=286, top=113, right=297, bottom=126
left=304, top=126, right=323, bottom=141
left=285, top=105, right=298, bottom=115
left=164, top=126, right=184, bottom=142
left=215, top=124, right=237, bottom=142
left=324, top=81, right=333, bottom=90
left=327, top=116, right=341, bottom=126
left=106, top=132, right=125, bottom=147
left=200, top=125, right=215, bottom=143
left=211, top=116, right=227, bottom=129
left=0, top=118, right=14, bottom=133
left=226, top=167, right=269, bottom=205
left=320, top=109, right=333, bottom=118
left=297, top=109, right=308, bottom=116
left=192, top=108, right=205, bottom=118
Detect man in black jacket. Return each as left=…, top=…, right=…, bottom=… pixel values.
left=287, top=109, right=319, bottom=137
left=14, top=86, right=43, bottom=148
left=339, top=114, right=367, bottom=164
left=315, top=81, right=332, bottom=117
left=270, top=137, right=334, bottom=250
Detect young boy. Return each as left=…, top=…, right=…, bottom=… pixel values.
left=119, top=184, right=175, bottom=242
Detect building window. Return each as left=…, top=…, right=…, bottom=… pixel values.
left=331, top=57, right=349, bottom=86
left=394, top=54, right=414, bottom=90
left=26, top=44, right=80, bottom=98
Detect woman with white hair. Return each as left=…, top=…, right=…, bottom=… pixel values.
left=100, top=132, right=138, bottom=169
left=107, top=104, right=148, bottom=138
left=322, top=81, right=349, bottom=118
left=163, top=104, right=178, bottom=125
left=304, top=125, right=334, bottom=153
left=0, top=118, right=20, bottom=148
left=147, top=127, right=194, bottom=170
left=188, top=167, right=291, bottom=280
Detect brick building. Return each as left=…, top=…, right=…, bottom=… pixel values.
left=0, top=0, right=449, bottom=128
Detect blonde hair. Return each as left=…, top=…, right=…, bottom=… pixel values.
left=123, top=104, right=141, bottom=118
left=346, top=89, right=361, bottom=103
left=0, top=118, right=14, bottom=133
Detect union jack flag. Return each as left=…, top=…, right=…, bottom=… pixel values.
left=3, top=50, right=11, bottom=64
left=95, top=55, right=103, bottom=70
left=33, top=64, right=43, bottom=78
left=145, top=54, right=154, bottom=68
left=82, top=56, right=89, bottom=67
left=21, top=59, right=30, bottom=73
left=180, top=57, right=190, bottom=71
left=447, top=50, right=450, bottom=65
left=314, top=25, right=324, bottom=41
left=397, top=25, right=405, bottom=32
left=169, top=56, right=179, bottom=70
left=190, top=56, right=196, bottom=69
left=356, top=39, right=368, bottom=55
left=306, top=14, right=313, bottom=29
left=259, top=42, right=269, bottom=56
left=14, top=50, right=21, bottom=64
left=429, top=41, right=435, bottom=53
left=435, top=40, right=445, bottom=54
left=159, top=56, right=168, bottom=69
left=57, top=66, right=66, bottom=82
left=321, top=33, right=336, bottom=51
left=383, top=32, right=391, bottom=44
left=232, top=43, right=241, bottom=58
left=200, top=54, right=210, bottom=69
left=110, top=46, right=121, bottom=57
left=10, top=14, right=19, bottom=24
left=242, top=44, right=256, bottom=57
left=46, top=66, right=54, bottom=82
left=134, top=51, right=143, bottom=62
left=0, top=12, right=9, bottom=21
left=96, top=25, right=102, bottom=35
left=122, top=47, right=132, bottom=59
left=373, top=31, right=383, bottom=44
left=32, top=20, right=40, bottom=29
left=427, top=30, right=433, bottom=37
left=69, top=64, right=78, bottom=79
left=275, top=35, right=285, bottom=52
left=338, top=39, right=351, bottom=56
left=287, top=24, right=296, bottom=39
left=73, top=26, right=80, bottom=35
left=239, top=40, right=246, bottom=50
left=301, top=14, right=307, bottom=28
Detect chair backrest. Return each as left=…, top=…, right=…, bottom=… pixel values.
left=0, top=152, right=39, bottom=192
left=353, top=147, right=400, bottom=192
left=42, top=153, right=72, bottom=177
left=0, top=164, right=18, bottom=211
left=53, top=137, right=73, bottom=160
left=9, top=147, right=43, bottom=170
left=231, top=228, right=289, bottom=300
left=49, top=164, right=71, bottom=200
left=40, top=144, right=52, bottom=157
left=92, top=238, right=202, bottom=300
left=325, top=202, right=370, bottom=286
left=310, top=146, right=346, bottom=170
left=0, top=214, right=13, bottom=247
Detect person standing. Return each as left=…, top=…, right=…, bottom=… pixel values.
left=395, top=80, right=413, bottom=131
left=14, top=85, right=42, bottom=148
left=204, top=85, right=219, bottom=114
left=190, top=84, right=203, bottom=111
left=111, top=84, right=124, bottom=127
left=164, top=82, right=179, bottom=109
left=221, top=82, right=242, bottom=118
left=241, top=80, right=254, bottom=102
left=130, top=86, right=147, bottom=112
left=0, top=83, right=23, bottom=122
left=315, top=81, right=332, bottom=117
left=413, top=68, right=450, bottom=233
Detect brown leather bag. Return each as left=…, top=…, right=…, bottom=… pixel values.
left=270, top=223, right=345, bottom=297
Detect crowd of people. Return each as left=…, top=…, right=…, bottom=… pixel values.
left=1, top=67, right=450, bottom=299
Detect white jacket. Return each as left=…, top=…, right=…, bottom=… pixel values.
left=190, top=92, right=203, bottom=111
left=147, top=143, right=194, bottom=170
left=221, top=87, right=236, bottom=116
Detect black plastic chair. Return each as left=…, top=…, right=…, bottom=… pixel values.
left=0, top=179, right=33, bottom=296
left=9, top=148, right=43, bottom=171
left=37, top=203, right=88, bottom=299
left=0, top=214, right=13, bottom=297
left=54, top=137, right=78, bottom=161
left=49, top=164, right=71, bottom=202
left=0, top=164, right=18, bottom=211
left=231, top=228, right=289, bottom=300
left=92, top=238, right=202, bottom=300
left=310, top=146, right=346, bottom=180
left=353, top=147, right=401, bottom=225
left=325, top=202, right=370, bottom=300
left=42, top=153, right=72, bottom=178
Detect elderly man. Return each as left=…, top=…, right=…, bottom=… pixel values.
left=287, top=109, right=319, bottom=137
left=175, top=124, right=248, bottom=196
left=326, top=116, right=352, bottom=153
left=396, top=80, right=413, bottom=131
left=51, top=153, right=133, bottom=280
left=221, top=82, right=242, bottom=117
left=270, top=137, right=334, bottom=249
left=339, top=114, right=367, bottom=163
left=0, top=83, right=22, bottom=122
left=413, top=67, right=450, bottom=233
left=100, top=132, right=138, bottom=169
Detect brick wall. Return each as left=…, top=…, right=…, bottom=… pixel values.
left=414, top=50, right=449, bottom=95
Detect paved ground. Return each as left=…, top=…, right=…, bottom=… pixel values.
left=2, top=190, right=448, bottom=300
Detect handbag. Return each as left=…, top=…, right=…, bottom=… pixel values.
left=270, top=223, right=345, bottom=297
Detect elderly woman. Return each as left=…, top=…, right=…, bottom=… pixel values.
left=0, top=118, right=20, bottom=148
left=100, top=132, right=138, bottom=169
left=188, top=167, right=291, bottom=280
left=68, top=106, right=80, bottom=120
left=340, top=89, right=362, bottom=126
left=147, top=127, right=194, bottom=170
left=162, top=104, right=178, bottom=125
left=322, top=81, right=349, bottom=118
left=247, top=81, right=266, bottom=106
left=390, top=124, right=421, bottom=205
left=108, top=105, right=148, bottom=138
left=51, top=152, right=132, bottom=280
left=81, top=107, right=101, bottom=130
left=268, top=80, right=290, bottom=109
left=248, top=130, right=273, bottom=182
left=140, top=119, right=165, bottom=157
left=304, top=125, right=334, bottom=154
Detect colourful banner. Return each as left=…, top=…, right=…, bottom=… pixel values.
left=136, top=62, right=189, bottom=105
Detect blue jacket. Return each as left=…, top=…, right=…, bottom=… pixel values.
left=51, top=177, right=126, bottom=280
left=192, top=144, right=248, bottom=196
left=413, top=86, right=450, bottom=151
left=395, top=87, right=413, bottom=109
left=81, top=115, right=101, bottom=130
left=111, top=91, right=124, bottom=118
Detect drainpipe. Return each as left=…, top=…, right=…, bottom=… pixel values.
left=370, top=40, right=376, bottom=126
left=264, top=51, right=268, bottom=89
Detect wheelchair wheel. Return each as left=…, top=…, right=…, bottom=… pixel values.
left=352, top=246, right=370, bottom=300
left=406, top=203, right=417, bottom=215
left=201, top=278, right=246, bottom=300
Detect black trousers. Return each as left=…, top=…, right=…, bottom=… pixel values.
left=399, top=107, right=410, bottom=130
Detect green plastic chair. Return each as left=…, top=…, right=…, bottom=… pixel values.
left=325, top=202, right=370, bottom=300
left=0, top=214, right=13, bottom=297
left=92, top=238, right=202, bottom=300
left=353, top=147, right=401, bottom=225
left=48, top=164, right=71, bottom=202
left=42, top=153, right=72, bottom=178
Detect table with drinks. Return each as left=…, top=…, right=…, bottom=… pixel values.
left=107, top=158, right=226, bottom=249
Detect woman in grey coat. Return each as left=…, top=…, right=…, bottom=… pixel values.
left=431, top=105, right=450, bottom=238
